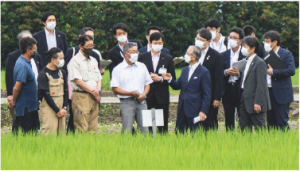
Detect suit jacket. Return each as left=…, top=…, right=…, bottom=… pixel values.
left=256, top=44, right=265, bottom=59
left=170, top=64, right=211, bottom=117
left=202, top=47, right=223, bottom=102
left=138, top=52, right=176, bottom=104
left=5, top=49, right=43, bottom=96
left=108, top=39, right=143, bottom=78
left=221, top=47, right=246, bottom=96
left=264, top=47, right=295, bottom=104
left=33, top=29, right=68, bottom=68
left=240, top=55, right=271, bottom=114
left=138, top=45, right=171, bottom=55
left=62, top=46, right=101, bottom=74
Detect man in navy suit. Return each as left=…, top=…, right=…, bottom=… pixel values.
left=139, top=26, right=170, bottom=55
left=33, top=11, right=68, bottom=68
left=162, top=46, right=211, bottom=133
left=221, top=27, right=245, bottom=131
left=263, top=31, right=296, bottom=131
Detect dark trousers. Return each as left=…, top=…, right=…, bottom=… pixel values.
left=267, top=89, right=290, bottom=131
left=239, top=92, right=266, bottom=132
left=175, top=101, right=201, bottom=134
left=202, top=104, right=219, bottom=131
left=147, top=95, right=169, bottom=134
left=13, top=108, right=39, bottom=135
left=222, top=83, right=240, bottom=131
left=67, top=99, right=75, bottom=133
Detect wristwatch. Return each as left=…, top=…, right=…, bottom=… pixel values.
left=143, top=93, right=147, bottom=99
left=63, top=106, right=67, bottom=110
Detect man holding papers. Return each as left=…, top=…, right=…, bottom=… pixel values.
left=162, top=46, right=211, bottom=134
left=263, top=31, right=296, bottom=131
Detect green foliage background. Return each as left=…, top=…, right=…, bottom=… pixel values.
left=1, top=1, right=299, bottom=67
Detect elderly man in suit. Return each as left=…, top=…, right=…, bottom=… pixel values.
left=162, top=46, right=211, bottom=133
left=239, top=36, right=271, bottom=131
left=33, top=11, right=68, bottom=68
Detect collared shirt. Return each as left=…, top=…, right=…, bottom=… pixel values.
left=45, top=28, right=57, bottom=50
left=68, top=51, right=102, bottom=91
left=228, top=46, right=241, bottom=83
left=151, top=51, right=161, bottom=72
left=241, top=54, right=256, bottom=89
left=147, top=44, right=151, bottom=52
left=30, top=58, right=39, bottom=86
left=188, top=61, right=201, bottom=81
left=110, top=60, right=153, bottom=99
left=267, top=46, right=280, bottom=87
left=199, top=46, right=209, bottom=65
left=210, top=34, right=227, bottom=53
left=13, top=56, right=39, bottom=116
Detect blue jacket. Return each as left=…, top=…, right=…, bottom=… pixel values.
left=139, top=45, right=170, bottom=55
left=265, top=47, right=295, bottom=104
left=170, top=64, right=211, bottom=117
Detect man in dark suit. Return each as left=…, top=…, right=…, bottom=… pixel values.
left=239, top=36, right=271, bottom=131
left=243, top=25, right=265, bottom=58
left=138, top=32, right=176, bottom=134
left=221, top=27, right=245, bottom=131
left=194, top=28, right=223, bottom=131
left=33, top=11, right=68, bottom=68
left=139, top=26, right=170, bottom=55
left=6, top=30, right=43, bottom=132
left=263, top=31, right=296, bottom=131
left=162, top=45, right=211, bottom=133
left=108, top=23, right=143, bottom=78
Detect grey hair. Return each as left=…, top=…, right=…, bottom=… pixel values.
left=123, top=42, right=137, bottom=53
left=17, top=30, right=32, bottom=41
left=188, top=45, right=201, bottom=61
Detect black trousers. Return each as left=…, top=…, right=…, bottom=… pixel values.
left=202, top=104, right=219, bottom=131
left=222, top=83, right=240, bottom=131
left=13, top=108, right=39, bottom=135
left=67, top=99, right=75, bottom=133
left=147, top=95, right=169, bottom=134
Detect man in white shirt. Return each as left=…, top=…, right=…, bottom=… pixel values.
left=205, top=18, right=228, bottom=53
left=111, top=42, right=153, bottom=134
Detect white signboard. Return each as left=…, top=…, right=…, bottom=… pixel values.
left=142, top=109, right=164, bottom=127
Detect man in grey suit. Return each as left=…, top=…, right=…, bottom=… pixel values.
left=238, top=36, right=271, bottom=131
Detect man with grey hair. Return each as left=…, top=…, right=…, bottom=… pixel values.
left=6, top=30, right=43, bottom=132
left=162, top=45, right=211, bottom=134
left=111, top=42, right=153, bottom=134
left=194, top=28, right=223, bottom=131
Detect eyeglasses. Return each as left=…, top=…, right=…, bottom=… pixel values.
left=228, top=37, right=240, bottom=40
left=84, top=44, right=94, bottom=49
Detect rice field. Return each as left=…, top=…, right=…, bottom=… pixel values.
left=1, top=129, right=298, bottom=170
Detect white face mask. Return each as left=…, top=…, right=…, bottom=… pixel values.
left=195, top=39, right=206, bottom=49
left=184, top=54, right=191, bottom=63
left=210, top=31, right=217, bottom=40
left=127, top=53, right=138, bottom=63
left=229, top=39, right=239, bottom=48
left=264, top=42, right=273, bottom=52
left=152, top=45, right=163, bottom=52
left=55, top=59, right=65, bottom=68
left=241, top=47, right=250, bottom=57
left=117, top=35, right=128, bottom=43
left=46, top=22, right=56, bottom=30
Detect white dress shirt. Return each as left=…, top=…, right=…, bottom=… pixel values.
left=188, top=61, right=201, bottom=81
left=241, top=54, right=256, bottom=89
left=227, top=46, right=241, bottom=83
left=267, top=46, right=280, bottom=87
left=45, top=29, right=57, bottom=50
left=30, top=58, right=39, bottom=86
left=151, top=51, right=160, bottom=72
left=210, top=34, right=227, bottom=53
left=110, top=60, right=153, bottom=99
left=199, top=46, right=209, bottom=65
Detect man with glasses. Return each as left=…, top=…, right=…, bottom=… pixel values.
left=194, top=28, right=223, bottom=131
left=67, top=34, right=102, bottom=133
left=220, top=27, right=245, bottom=131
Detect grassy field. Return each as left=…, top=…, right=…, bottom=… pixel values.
left=1, top=68, right=299, bottom=93
left=1, top=129, right=298, bottom=170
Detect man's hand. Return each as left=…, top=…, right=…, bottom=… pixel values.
left=100, top=69, right=105, bottom=75
left=57, top=109, right=67, bottom=118
left=267, top=64, right=273, bottom=76
left=90, top=89, right=99, bottom=98
left=254, top=104, right=261, bottom=114
left=95, top=95, right=101, bottom=103
left=131, top=91, right=140, bottom=98
left=199, top=112, right=207, bottom=121
left=162, top=73, right=172, bottom=81
left=137, top=93, right=146, bottom=102
left=9, top=101, right=15, bottom=109
left=225, top=68, right=239, bottom=76
left=150, top=72, right=161, bottom=82
left=7, top=96, right=13, bottom=103
left=213, top=100, right=220, bottom=108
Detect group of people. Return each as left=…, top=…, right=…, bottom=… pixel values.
left=6, top=11, right=296, bottom=135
